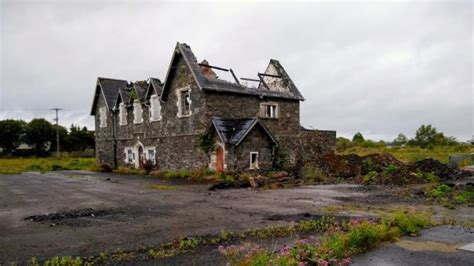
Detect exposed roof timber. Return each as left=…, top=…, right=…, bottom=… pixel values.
left=240, top=77, right=261, bottom=82
left=198, top=63, right=229, bottom=72
left=258, top=73, right=282, bottom=78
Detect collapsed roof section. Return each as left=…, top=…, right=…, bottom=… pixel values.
left=212, top=117, right=278, bottom=146
left=161, top=42, right=304, bottom=102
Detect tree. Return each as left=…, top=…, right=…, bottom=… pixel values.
left=50, top=124, right=69, bottom=153
left=0, top=119, right=26, bottom=155
left=410, top=124, right=458, bottom=148
left=393, top=133, right=408, bottom=146
left=68, top=125, right=95, bottom=151
left=352, top=132, right=365, bottom=143
left=24, top=118, right=55, bottom=156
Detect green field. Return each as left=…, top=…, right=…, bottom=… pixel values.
left=0, top=157, right=96, bottom=174
left=338, top=146, right=473, bottom=164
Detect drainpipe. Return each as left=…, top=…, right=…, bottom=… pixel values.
left=112, top=106, right=118, bottom=168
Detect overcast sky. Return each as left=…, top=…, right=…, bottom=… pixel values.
left=0, top=0, right=472, bottom=141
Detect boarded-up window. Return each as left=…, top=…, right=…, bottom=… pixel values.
left=149, top=95, right=161, bottom=121
left=133, top=100, right=143, bottom=124
left=119, top=103, right=127, bottom=126
left=259, top=103, right=278, bottom=119
left=99, top=107, right=107, bottom=128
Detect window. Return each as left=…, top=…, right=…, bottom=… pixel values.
left=177, top=87, right=191, bottom=117
left=260, top=103, right=278, bottom=119
left=148, top=149, right=156, bottom=165
left=133, top=100, right=143, bottom=124
left=119, top=103, right=127, bottom=126
left=250, top=152, right=259, bottom=169
left=99, top=107, right=107, bottom=128
left=126, top=148, right=133, bottom=163
left=149, top=95, right=161, bottom=121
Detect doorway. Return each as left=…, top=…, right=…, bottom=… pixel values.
left=216, top=145, right=224, bottom=172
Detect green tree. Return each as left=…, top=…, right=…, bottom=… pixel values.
left=393, top=133, right=408, bottom=146
left=68, top=125, right=95, bottom=151
left=352, top=132, right=365, bottom=143
left=24, top=118, right=55, bottom=156
left=0, top=119, right=27, bottom=155
left=50, top=124, right=69, bottom=152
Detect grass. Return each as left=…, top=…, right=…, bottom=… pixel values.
left=338, top=146, right=473, bottom=164
left=0, top=157, right=96, bottom=174
left=149, top=184, right=177, bottom=190
left=220, top=209, right=432, bottom=265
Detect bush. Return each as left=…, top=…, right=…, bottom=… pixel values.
left=386, top=210, right=432, bottom=236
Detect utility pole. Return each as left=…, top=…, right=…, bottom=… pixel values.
left=51, top=108, right=61, bottom=158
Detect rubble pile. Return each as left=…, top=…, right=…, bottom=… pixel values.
left=316, top=153, right=469, bottom=185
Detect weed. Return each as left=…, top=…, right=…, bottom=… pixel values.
left=362, top=171, right=377, bottom=184
left=385, top=164, right=398, bottom=174
left=149, top=184, right=177, bottom=190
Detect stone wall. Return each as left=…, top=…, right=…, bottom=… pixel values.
left=204, top=92, right=300, bottom=139
left=232, top=126, right=273, bottom=171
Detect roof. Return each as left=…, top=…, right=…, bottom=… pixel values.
left=212, top=117, right=278, bottom=146
left=161, top=42, right=304, bottom=101
left=145, top=77, right=163, bottom=100
left=115, top=87, right=131, bottom=106
left=90, top=77, right=128, bottom=115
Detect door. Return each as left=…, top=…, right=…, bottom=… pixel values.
left=216, top=146, right=224, bottom=172
left=138, top=145, right=144, bottom=168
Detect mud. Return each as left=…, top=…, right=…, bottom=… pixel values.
left=1, top=170, right=473, bottom=265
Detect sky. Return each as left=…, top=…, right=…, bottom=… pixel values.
left=0, top=0, right=472, bottom=141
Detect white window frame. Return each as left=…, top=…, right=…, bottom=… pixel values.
left=260, top=103, right=278, bottom=119
left=149, top=94, right=162, bottom=122
left=249, top=152, right=259, bottom=169
left=99, top=107, right=107, bottom=128
left=145, top=146, right=156, bottom=165
left=125, top=148, right=134, bottom=164
left=176, top=87, right=192, bottom=118
left=119, top=103, right=127, bottom=126
left=133, top=100, right=143, bottom=124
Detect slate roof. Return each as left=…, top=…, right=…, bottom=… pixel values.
left=146, top=77, right=163, bottom=99
left=133, top=83, right=147, bottom=102
left=212, top=117, right=278, bottom=146
left=90, top=77, right=128, bottom=115
left=116, top=87, right=131, bottom=106
left=161, top=43, right=305, bottom=101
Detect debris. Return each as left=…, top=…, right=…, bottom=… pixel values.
left=24, top=208, right=120, bottom=223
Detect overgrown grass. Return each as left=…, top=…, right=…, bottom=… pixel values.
left=220, top=210, right=432, bottom=265
left=338, top=146, right=472, bottom=164
left=0, top=157, right=96, bottom=174
left=424, top=183, right=474, bottom=208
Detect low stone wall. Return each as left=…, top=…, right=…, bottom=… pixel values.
left=448, top=153, right=474, bottom=168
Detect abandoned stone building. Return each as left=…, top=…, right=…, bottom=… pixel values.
left=90, top=42, right=335, bottom=171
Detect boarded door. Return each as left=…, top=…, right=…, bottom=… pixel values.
left=216, top=146, right=224, bottom=172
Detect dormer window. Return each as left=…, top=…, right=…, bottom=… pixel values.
left=133, top=100, right=143, bottom=124
left=177, top=87, right=192, bottom=117
left=99, top=107, right=107, bottom=128
left=119, top=103, right=127, bottom=126
left=149, top=94, right=162, bottom=121
left=260, top=103, right=278, bottom=119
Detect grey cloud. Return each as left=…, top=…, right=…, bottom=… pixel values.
left=1, top=1, right=472, bottom=141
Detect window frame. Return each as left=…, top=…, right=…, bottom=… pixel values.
left=249, top=152, right=259, bottom=169
left=149, top=94, right=162, bottom=122
left=99, top=107, right=107, bottom=128
left=176, top=87, right=192, bottom=118
left=133, top=100, right=144, bottom=124
left=119, top=103, right=128, bottom=126
left=259, top=102, right=278, bottom=119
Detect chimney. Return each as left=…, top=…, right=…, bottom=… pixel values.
left=200, top=59, right=217, bottom=80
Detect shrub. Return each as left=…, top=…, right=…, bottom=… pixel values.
left=386, top=210, right=431, bottom=236
left=385, top=164, right=398, bottom=174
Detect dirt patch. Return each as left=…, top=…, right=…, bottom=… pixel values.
left=395, top=240, right=460, bottom=253
left=24, top=208, right=122, bottom=223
